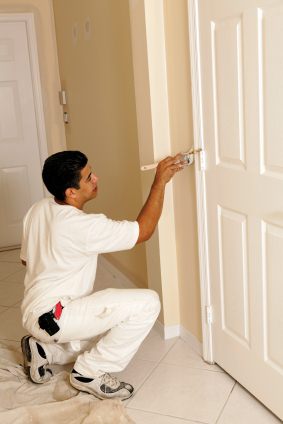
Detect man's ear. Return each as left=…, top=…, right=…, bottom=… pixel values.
left=65, top=187, right=78, bottom=199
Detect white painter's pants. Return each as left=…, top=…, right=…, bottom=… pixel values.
left=27, top=288, right=161, bottom=377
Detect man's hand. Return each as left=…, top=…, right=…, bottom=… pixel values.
left=136, top=153, right=185, bottom=243
left=154, top=154, right=184, bottom=187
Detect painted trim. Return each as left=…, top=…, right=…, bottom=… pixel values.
left=187, top=0, right=214, bottom=363
left=25, top=14, right=49, bottom=168
left=144, top=0, right=181, bottom=327
left=0, top=14, right=48, bottom=168
left=155, top=321, right=202, bottom=355
left=154, top=321, right=180, bottom=340
left=128, top=0, right=181, bottom=326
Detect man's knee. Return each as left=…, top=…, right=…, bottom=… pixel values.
left=146, top=289, right=161, bottom=315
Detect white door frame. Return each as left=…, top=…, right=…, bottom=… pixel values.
left=187, top=0, right=214, bottom=363
left=0, top=13, right=48, bottom=168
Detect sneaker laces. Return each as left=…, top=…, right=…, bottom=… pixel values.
left=100, top=373, right=121, bottom=389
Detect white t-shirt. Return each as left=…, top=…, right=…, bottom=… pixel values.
left=20, top=197, right=139, bottom=324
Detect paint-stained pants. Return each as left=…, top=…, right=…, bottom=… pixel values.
left=24, top=288, right=161, bottom=377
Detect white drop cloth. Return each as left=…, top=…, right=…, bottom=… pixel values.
left=0, top=342, right=135, bottom=424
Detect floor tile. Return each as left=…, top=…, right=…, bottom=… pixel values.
left=127, top=409, right=200, bottom=424
left=0, top=262, right=23, bottom=280
left=113, top=358, right=157, bottom=393
left=94, top=265, right=128, bottom=290
left=0, top=282, right=24, bottom=307
left=135, top=328, right=177, bottom=362
left=0, top=307, right=26, bottom=341
left=162, top=338, right=223, bottom=372
left=0, top=306, right=8, bottom=314
left=10, top=301, right=22, bottom=308
left=217, top=383, right=282, bottom=424
left=0, top=249, right=21, bottom=263
left=0, top=339, right=21, bottom=351
left=0, top=257, right=279, bottom=424
left=2, top=268, right=26, bottom=283
left=94, top=273, right=118, bottom=291
left=128, top=362, right=235, bottom=423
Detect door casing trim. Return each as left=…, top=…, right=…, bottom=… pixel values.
left=187, top=0, right=214, bottom=363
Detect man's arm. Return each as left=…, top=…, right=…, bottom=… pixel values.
left=136, top=154, right=183, bottom=243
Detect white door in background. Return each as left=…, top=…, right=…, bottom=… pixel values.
left=196, top=0, right=283, bottom=419
left=0, top=15, right=47, bottom=249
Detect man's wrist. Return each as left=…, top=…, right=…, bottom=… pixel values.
left=152, top=178, right=166, bottom=191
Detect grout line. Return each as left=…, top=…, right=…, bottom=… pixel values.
left=0, top=261, right=22, bottom=264
left=160, top=363, right=226, bottom=374
left=0, top=304, right=21, bottom=308
left=126, top=406, right=210, bottom=423
left=214, top=381, right=237, bottom=424
left=126, top=337, right=179, bottom=405
left=0, top=269, right=25, bottom=282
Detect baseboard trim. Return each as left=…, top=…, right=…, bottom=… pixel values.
left=100, top=255, right=203, bottom=355
left=154, top=320, right=180, bottom=340
left=154, top=321, right=202, bottom=355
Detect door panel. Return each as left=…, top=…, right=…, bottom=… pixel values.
left=262, top=222, right=283, bottom=372
left=218, top=207, right=250, bottom=346
left=197, top=0, right=283, bottom=418
left=261, top=6, right=283, bottom=176
left=0, top=81, right=23, bottom=142
left=211, top=16, right=245, bottom=169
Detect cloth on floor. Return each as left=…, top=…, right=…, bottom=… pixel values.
left=0, top=342, right=135, bottom=424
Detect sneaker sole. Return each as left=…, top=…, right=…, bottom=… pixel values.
left=21, top=336, right=33, bottom=382
left=70, top=378, right=134, bottom=401
left=21, top=336, right=52, bottom=384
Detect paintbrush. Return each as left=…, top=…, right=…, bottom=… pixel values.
left=140, top=147, right=202, bottom=171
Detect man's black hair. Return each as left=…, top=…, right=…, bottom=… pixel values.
left=42, top=151, right=88, bottom=201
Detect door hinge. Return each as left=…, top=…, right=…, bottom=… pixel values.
left=59, top=90, right=67, bottom=105
left=206, top=305, right=213, bottom=325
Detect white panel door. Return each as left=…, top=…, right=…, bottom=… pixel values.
left=196, top=0, right=283, bottom=419
left=0, top=18, right=46, bottom=248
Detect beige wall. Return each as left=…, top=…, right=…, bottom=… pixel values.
left=0, top=0, right=66, bottom=154
left=1, top=0, right=202, bottom=339
left=164, top=0, right=202, bottom=340
left=52, top=0, right=148, bottom=288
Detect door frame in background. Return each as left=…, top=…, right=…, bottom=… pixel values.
left=0, top=12, right=48, bottom=177
left=0, top=13, right=49, bottom=249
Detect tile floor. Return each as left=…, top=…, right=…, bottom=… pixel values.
left=0, top=249, right=281, bottom=424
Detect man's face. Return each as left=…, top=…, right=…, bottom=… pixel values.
left=77, top=163, right=99, bottom=203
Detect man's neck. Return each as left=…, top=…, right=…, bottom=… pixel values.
left=54, top=197, right=84, bottom=210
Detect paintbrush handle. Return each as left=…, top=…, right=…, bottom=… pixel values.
left=140, top=163, right=158, bottom=171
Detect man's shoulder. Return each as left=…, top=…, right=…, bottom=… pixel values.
left=24, top=197, right=50, bottom=216
left=31, top=196, right=52, bottom=208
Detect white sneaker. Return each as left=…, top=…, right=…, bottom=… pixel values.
left=21, top=335, right=52, bottom=384
left=70, top=369, right=134, bottom=400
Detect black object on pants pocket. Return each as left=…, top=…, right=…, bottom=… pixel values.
left=38, top=311, right=60, bottom=336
